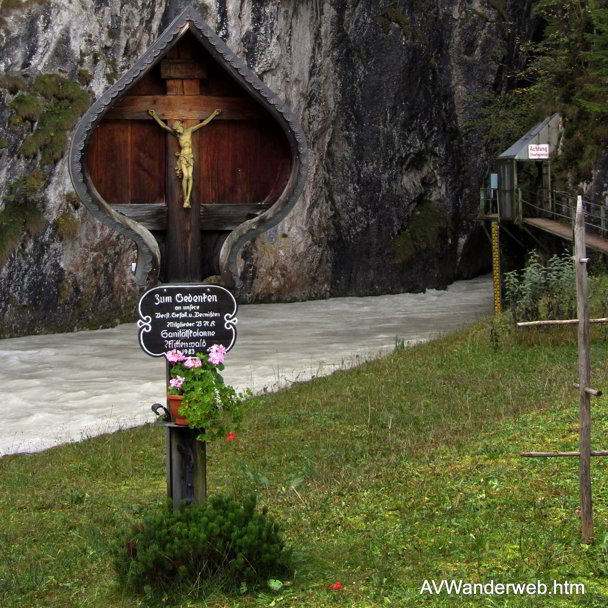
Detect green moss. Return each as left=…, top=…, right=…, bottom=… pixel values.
left=8, top=114, right=23, bottom=128
left=8, top=93, right=42, bottom=122
left=17, top=74, right=90, bottom=164
left=392, top=200, right=444, bottom=264
left=0, top=139, right=8, bottom=149
left=0, top=72, right=27, bottom=94
left=377, top=3, right=410, bottom=37
left=32, top=74, right=89, bottom=111
left=0, top=171, right=47, bottom=264
left=55, top=212, right=80, bottom=239
left=64, top=191, right=80, bottom=208
left=0, top=0, right=45, bottom=14
left=105, top=59, right=119, bottom=85
left=77, top=68, right=91, bottom=86
left=0, top=0, right=24, bottom=10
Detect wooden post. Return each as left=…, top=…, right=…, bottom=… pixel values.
left=575, top=195, right=593, bottom=544
left=165, top=363, right=207, bottom=511
left=166, top=425, right=207, bottom=510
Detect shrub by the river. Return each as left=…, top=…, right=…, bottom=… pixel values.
left=112, top=494, right=291, bottom=598
left=504, top=251, right=578, bottom=322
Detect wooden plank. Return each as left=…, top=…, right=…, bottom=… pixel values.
left=183, top=79, right=200, bottom=96
left=87, top=120, right=131, bottom=203
left=518, top=318, right=608, bottom=326
left=523, top=217, right=608, bottom=254
left=197, top=120, right=291, bottom=204
left=105, top=95, right=262, bottom=120
left=166, top=80, right=184, bottom=96
left=113, top=204, right=168, bottom=230
left=576, top=195, right=593, bottom=544
left=161, top=59, right=207, bottom=80
left=128, top=68, right=165, bottom=96
left=130, top=121, right=166, bottom=203
left=200, top=203, right=269, bottom=229
left=112, top=203, right=269, bottom=231
left=521, top=451, right=608, bottom=457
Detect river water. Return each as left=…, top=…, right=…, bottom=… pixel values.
left=0, top=275, right=493, bottom=455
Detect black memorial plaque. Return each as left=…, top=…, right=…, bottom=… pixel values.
left=137, top=285, right=238, bottom=357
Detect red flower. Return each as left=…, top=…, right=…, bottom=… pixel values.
left=226, top=432, right=237, bottom=441
left=330, top=581, right=344, bottom=590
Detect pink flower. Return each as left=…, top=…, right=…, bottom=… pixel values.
left=208, top=344, right=226, bottom=365
left=169, top=376, right=185, bottom=389
left=226, top=432, right=237, bottom=441
left=184, top=357, right=202, bottom=369
left=165, top=350, right=186, bottom=363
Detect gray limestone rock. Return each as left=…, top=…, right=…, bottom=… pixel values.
left=0, top=0, right=543, bottom=335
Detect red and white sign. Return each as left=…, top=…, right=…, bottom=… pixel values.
left=528, top=144, right=550, bottom=160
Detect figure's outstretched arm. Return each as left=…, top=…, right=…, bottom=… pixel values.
left=191, top=109, right=222, bottom=133
left=147, top=109, right=174, bottom=134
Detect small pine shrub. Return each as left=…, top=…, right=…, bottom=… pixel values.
left=112, top=495, right=291, bottom=599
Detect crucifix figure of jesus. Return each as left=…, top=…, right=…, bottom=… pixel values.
left=148, top=108, right=222, bottom=208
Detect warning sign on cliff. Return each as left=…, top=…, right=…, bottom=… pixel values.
left=137, top=285, right=238, bottom=357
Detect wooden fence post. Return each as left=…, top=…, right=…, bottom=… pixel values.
left=575, top=195, right=593, bottom=544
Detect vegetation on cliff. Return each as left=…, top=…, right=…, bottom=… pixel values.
left=474, top=0, right=608, bottom=187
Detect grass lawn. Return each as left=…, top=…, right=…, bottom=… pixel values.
left=2, top=317, right=608, bottom=606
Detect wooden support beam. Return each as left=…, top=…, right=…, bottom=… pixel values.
left=517, top=318, right=608, bottom=327
left=113, top=203, right=270, bottom=231
left=521, top=451, right=608, bottom=458
left=105, top=95, right=263, bottom=120
left=160, top=59, right=207, bottom=80
left=573, top=383, right=603, bottom=397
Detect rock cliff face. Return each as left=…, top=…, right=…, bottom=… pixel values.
left=0, top=0, right=531, bottom=336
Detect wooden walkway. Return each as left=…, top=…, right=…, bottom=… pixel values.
left=523, top=217, right=608, bottom=255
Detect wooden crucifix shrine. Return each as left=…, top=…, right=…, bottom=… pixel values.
left=520, top=196, right=608, bottom=544
left=69, top=7, right=308, bottom=509
left=71, top=6, right=307, bottom=288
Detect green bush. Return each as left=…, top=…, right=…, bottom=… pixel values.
left=504, top=251, right=577, bottom=322
left=112, top=495, right=291, bottom=598
left=504, top=250, right=608, bottom=324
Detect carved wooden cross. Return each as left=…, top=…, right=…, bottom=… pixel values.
left=160, top=48, right=211, bottom=282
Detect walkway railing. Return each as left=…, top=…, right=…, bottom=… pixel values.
left=480, top=187, right=608, bottom=238
left=521, top=190, right=608, bottom=238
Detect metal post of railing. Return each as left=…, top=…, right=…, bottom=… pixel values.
left=517, top=187, right=522, bottom=224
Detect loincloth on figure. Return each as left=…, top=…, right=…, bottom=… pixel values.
left=175, top=151, right=193, bottom=178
